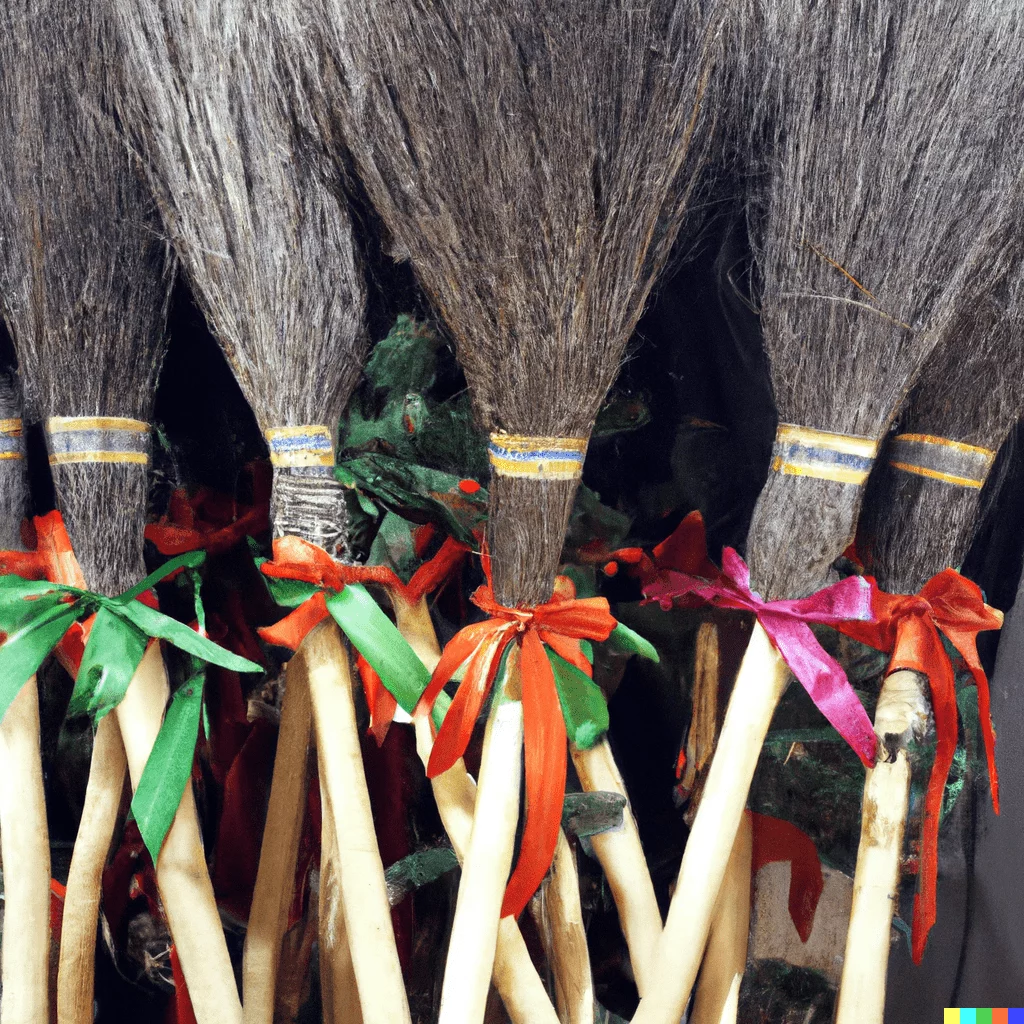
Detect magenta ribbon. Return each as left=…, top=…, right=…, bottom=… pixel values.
left=645, top=547, right=878, bottom=767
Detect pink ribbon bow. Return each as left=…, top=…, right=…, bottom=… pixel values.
left=642, top=513, right=878, bottom=767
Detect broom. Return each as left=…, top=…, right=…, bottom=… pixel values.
left=632, top=2, right=1024, bottom=1021
left=108, top=2, right=412, bottom=1020
left=0, top=2, right=243, bottom=1022
left=317, top=3, right=723, bottom=1018
left=0, top=371, right=51, bottom=1024
left=836, top=178, right=1024, bottom=1024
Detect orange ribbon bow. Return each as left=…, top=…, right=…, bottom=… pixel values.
left=838, top=568, right=1002, bottom=961
left=416, top=555, right=617, bottom=917
left=258, top=533, right=471, bottom=742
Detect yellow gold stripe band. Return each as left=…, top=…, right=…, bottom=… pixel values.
left=488, top=432, right=588, bottom=481
left=771, top=423, right=879, bottom=486
left=45, top=416, right=150, bottom=467
left=264, top=425, right=335, bottom=469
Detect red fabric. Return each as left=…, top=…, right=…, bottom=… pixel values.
left=211, top=718, right=277, bottom=922
left=837, top=568, right=1002, bottom=962
left=357, top=654, right=397, bottom=747
left=166, top=946, right=199, bottom=1024
left=749, top=811, right=824, bottom=943
left=145, top=462, right=271, bottom=557
left=415, top=555, right=616, bottom=917
left=49, top=878, right=66, bottom=941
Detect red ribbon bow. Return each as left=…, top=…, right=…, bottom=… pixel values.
left=638, top=512, right=878, bottom=767
left=416, top=556, right=617, bottom=917
left=258, top=533, right=471, bottom=743
left=837, top=568, right=1002, bottom=962
left=145, top=463, right=271, bottom=557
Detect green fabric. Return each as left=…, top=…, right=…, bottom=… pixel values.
left=131, top=665, right=205, bottom=864
left=0, top=551, right=261, bottom=726
left=326, top=585, right=431, bottom=714
left=606, top=621, right=659, bottom=663
left=548, top=647, right=609, bottom=750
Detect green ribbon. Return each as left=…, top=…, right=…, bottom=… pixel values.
left=131, top=660, right=206, bottom=863
left=0, top=551, right=261, bottom=726
left=0, top=551, right=262, bottom=867
left=546, top=621, right=659, bottom=751
left=260, top=568, right=431, bottom=713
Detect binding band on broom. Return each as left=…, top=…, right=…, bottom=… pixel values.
left=264, top=425, right=348, bottom=557
left=265, top=424, right=336, bottom=469
left=0, top=417, right=24, bottom=459
left=487, top=432, right=588, bottom=481
left=46, top=416, right=151, bottom=465
left=770, top=423, right=879, bottom=485
left=886, top=432, right=996, bottom=488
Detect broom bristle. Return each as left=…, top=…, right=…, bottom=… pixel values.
left=319, top=0, right=722, bottom=604
left=0, top=0, right=173, bottom=595
left=111, top=0, right=367, bottom=556
left=0, top=370, right=30, bottom=550
left=744, top=0, right=1024, bottom=599
left=858, top=191, right=1024, bottom=594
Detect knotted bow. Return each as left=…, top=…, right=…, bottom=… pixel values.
left=416, top=557, right=617, bottom=917
left=145, top=463, right=272, bottom=557
left=837, top=568, right=1001, bottom=961
left=639, top=512, right=878, bottom=767
left=257, top=535, right=472, bottom=733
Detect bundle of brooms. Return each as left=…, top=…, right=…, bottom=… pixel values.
left=836, top=165, right=1024, bottom=1024
left=0, top=1, right=249, bottom=1021
left=630, top=2, right=1024, bottom=1022
left=315, top=1, right=724, bottom=1019
left=109, top=0, right=424, bottom=1020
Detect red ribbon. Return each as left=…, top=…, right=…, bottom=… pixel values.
left=837, top=568, right=1002, bottom=962
left=145, top=463, right=271, bottom=557
left=638, top=512, right=878, bottom=767
left=257, top=533, right=471, bottom=743
left=749, top=811, right=824, bottom=943
left=415, top=558, right=617, bottom=917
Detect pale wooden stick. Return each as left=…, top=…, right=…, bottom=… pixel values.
left=116, top=643, right=242, bottom=1024
left=303, top=619, right=411, bottom=1024
left=632, top=620, right=789, bottom=1024
left=570, top=739, right=660, bottom=996
left=690, top=811, right=752, bottom=1024
left=57, top=712, right=127, bottom=1024
left=318, top=780, right=362, bottom=1024
left=242, top=653, right=313, bottom=1024
left=433, top=645, right=524, bottom=1024
left=395, top=596, right=560, bottom=1024
left=0, top=676, right=51, bottom=1024
left=835, top=669, right=923, bottom=1024
left=530, top=831, right=593, bottom=1024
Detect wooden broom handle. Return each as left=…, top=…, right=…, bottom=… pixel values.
left=116, top=643, right=242, bottom=1024
left=0, top=676, right=52, bottom=1024
left=632, top=619, right=788, bottom=1024
left=689, top=811, right=752, bottom=1024
left=318, top=779, right=363, bottom=1024
left=303, top=619, right=411, bottom=1024
left=242, top=652, right=313, bottom=1024
left=835, top=668, right=919, bottom=1024
left=530, top=829, right=594, bottom=1024
left=395, top=596, right=560, bottom=1024
left=57, top=710, right=127, bottom=1024
left=570, top=738, right=660, bottom=995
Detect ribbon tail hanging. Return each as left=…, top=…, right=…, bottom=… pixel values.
left=501, top=629, right=567, bottom=918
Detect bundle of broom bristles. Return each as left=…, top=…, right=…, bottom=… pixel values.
left=0, top=0, right=1021, bottom=1020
